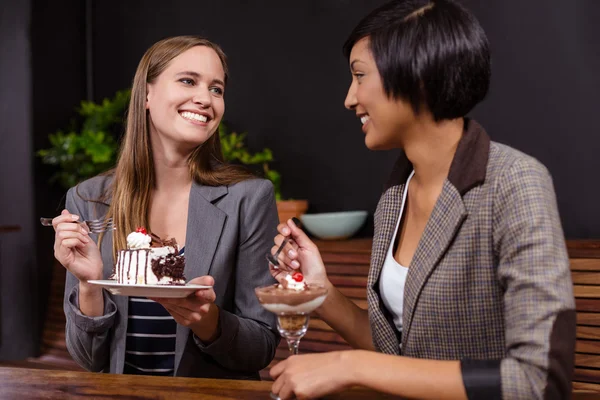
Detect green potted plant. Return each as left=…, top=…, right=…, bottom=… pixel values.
left=37, top=90, right=130, bottom=189
left=218, top=122, right=282, bottom=200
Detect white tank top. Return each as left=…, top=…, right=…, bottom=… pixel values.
left=379, top=171, right=414, bottom=332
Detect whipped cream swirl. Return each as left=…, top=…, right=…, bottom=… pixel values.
left=280, top=273, right=307, bottom=291
left=127, top=231, right=152, bottom=249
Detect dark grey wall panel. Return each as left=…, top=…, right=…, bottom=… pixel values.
left=0, top=0, right=37, bottom=360
left=88, top=0, right=600, bottom=238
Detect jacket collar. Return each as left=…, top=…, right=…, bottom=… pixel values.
left=384, top=118, right=490, bottom=195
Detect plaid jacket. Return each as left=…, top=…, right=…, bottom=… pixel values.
left=368, top=119, right=576, bottom=399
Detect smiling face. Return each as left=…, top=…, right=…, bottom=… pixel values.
left=146, top=45, right=225, bottom=152
left=344, top=37, right=418, bottom=150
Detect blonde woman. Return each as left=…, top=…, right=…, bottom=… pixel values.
left=52, top=36, right=279, bottom=378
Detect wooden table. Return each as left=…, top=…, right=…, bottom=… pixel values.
left=0, top=366, right=404, bottom=399
left=1, top=366, right=597, bottom=400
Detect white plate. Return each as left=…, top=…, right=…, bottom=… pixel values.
left=87, top=280, right=212, bottom=298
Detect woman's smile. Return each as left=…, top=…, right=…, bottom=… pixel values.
left=179, top=110, right=210, bottom=125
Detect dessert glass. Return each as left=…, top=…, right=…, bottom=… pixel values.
left=255, top=283, right=328, bottom=355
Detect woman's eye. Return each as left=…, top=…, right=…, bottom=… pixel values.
left=210, top=87, right=224, bottom=95
left=180, top=78, right=195, bottom=85
left=353, top=73, right=365, bottom=81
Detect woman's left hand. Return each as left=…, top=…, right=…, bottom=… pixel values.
left=150, top=276, right=220, bottom=342
left=270, top=351, right=354, bottom=400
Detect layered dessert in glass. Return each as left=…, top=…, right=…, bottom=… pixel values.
left=255, top=272, right=327, bottom=354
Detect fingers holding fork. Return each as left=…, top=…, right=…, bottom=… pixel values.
left=267, top=217, right=301, bottom=272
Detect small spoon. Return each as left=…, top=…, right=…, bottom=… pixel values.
left=266, top=217, right=301, bottom=269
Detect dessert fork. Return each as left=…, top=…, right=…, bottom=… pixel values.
left=40, top=217, right=116, bottom=234
left=265, top=217, right=301, bottom=268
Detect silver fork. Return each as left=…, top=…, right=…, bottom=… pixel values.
left=40, top=217, right=116, bottom=233
left=265, top=217, right=301, bottom=269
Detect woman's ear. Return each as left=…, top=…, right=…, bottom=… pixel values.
left=145, top=84, right=152, bottom=110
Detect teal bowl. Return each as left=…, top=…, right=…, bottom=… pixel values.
left=300, top=211, right=368, bottom=240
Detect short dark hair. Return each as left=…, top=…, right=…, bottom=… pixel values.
left=343, top=0, right=491, bottom=121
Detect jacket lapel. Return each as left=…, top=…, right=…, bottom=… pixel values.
left=402, top=118, right=490, bottom=346
left=369, top=184, right=404, bottom=289
left=368, top=184, right=404, bottom=354
left=402, top=179, right=468, bottom=346
left=368, top=153, right=413, bottom=354
left=175, top=181, right=228, bottom=369
left=371, top=152, right=413, bottom=282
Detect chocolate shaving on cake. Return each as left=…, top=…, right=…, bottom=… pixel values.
left=150, top=233, right=179, bottom=252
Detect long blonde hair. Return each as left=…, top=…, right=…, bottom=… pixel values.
left=104, top=36, right=254, bottom=256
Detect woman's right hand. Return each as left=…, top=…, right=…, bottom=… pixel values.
left=270, top=218, right=329, bottom=287
left=53, top=209, right=103, bottom=283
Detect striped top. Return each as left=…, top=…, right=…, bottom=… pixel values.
left=123, top=247, right=184, bottom=376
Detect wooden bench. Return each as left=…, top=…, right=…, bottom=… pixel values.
left=3, top=239, right=598, bottom=394
left=569, top=241, right=600, bottom=393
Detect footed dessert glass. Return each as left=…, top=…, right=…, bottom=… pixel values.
left=255, top=283, right=328, bottom=355
left=255, top=282, right=328, bottom=400
left=254, top=275, right=327, bottom=400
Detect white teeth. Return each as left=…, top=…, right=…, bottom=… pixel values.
left=180, top=111, right=208, bottom=123
left=360, top=116, right=370, bottom=125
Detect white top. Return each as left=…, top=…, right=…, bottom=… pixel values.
left=379, top=171, right=414, bottom=332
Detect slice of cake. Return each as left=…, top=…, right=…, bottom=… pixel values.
left=112, top=227, right=186, bottom=285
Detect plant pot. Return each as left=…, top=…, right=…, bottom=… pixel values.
left=276, top=200, right=308, bottom=224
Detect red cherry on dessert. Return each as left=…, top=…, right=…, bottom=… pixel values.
left=292, top=272, right=304, bottom=282
left=136, top=227, right=147, bottom=234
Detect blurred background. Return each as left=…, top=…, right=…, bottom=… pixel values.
left=1, top=0, right=599, bottom=362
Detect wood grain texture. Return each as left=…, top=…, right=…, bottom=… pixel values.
left=577, top=312, right=600, bottom=326
left=567, top=241, right=600, bottom=259
left=572, top=272, right=600, bottom=285
left=572, top=381, right=600, bottom=394
left=574, top=285, right=600, bottom=299
left=0, top=367, right=401, bottom=400
left=571, top=259, right=600, bottom=272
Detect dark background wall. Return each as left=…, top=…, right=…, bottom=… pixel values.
left=88, top=0, right=600, bottom=238
left=1, top=0, right=599, bottom=360
left=0, top=0, right=37, bottom=360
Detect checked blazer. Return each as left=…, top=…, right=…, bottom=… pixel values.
left=368, top=119, right=576, bottom=399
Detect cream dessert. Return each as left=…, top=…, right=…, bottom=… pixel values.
left=255, top=272, right=328, bottom=332
left=111, top=227, right=186, bottom=285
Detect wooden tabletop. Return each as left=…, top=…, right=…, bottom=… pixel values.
left=0, top=366, right=403, bottom=399
left=1, top=366, right=598, bottom=400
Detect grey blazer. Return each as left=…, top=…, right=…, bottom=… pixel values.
left=369, top=120, right=576, bottom=399
left=62, top=175, right=280, bottom=379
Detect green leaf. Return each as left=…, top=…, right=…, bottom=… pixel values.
left=36, top=90, right=129, bottom=189
left=218, top=121, right=283, bottom=199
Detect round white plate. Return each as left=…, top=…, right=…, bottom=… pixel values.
left=87, top=280, right=212, bottom=298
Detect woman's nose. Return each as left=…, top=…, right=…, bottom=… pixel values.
left=192, top=86, right=211, bottom=107
left=344, top=81, right=357, bottom=110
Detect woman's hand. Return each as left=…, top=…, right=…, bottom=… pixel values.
left=270, top=351, right=355, bottom=400
left=151, top=276, right=220, bottom=343
left=270, top=219, right=329, bottom=287
left=53, top=209, right=103, bottom=283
